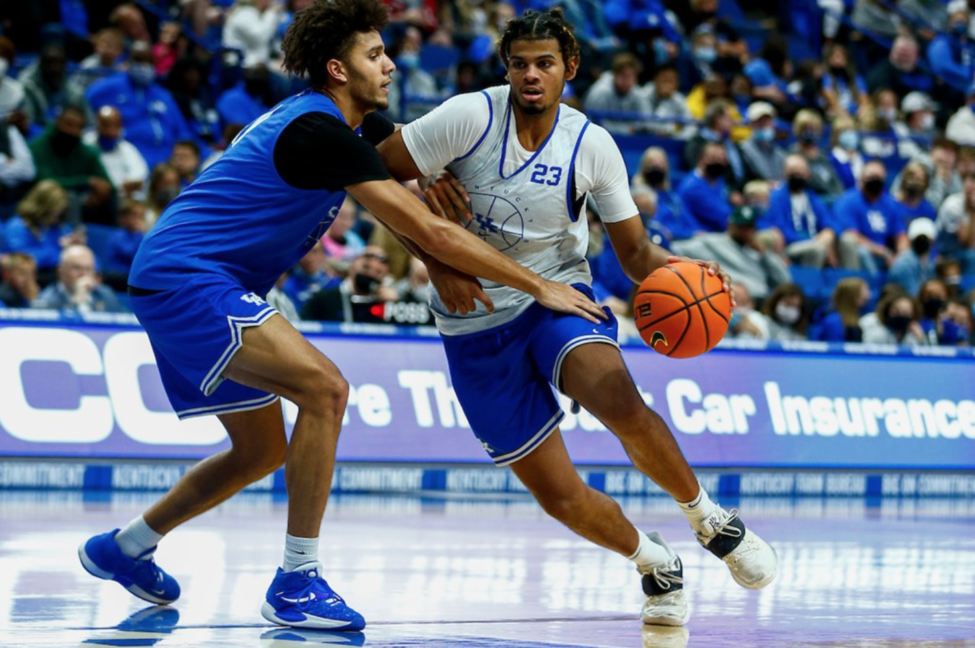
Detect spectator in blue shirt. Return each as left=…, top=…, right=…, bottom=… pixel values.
left=1, top=180, right=78, bottom=281
left=744, top=34, right=794, bottom=112
left=106, top=199, right=146, bottom=276
left=828, top=114, right=864, bottom=191
left=632, top=147, right=694, bottom=242
left=821, top=43, right=868, bottom=118
left=216, top=65, right=275, bottom=130
left=0, top=253, right=39, bottom=308
left=760, top=155, right=849, bottom=269
left=893, top=161, right=938, bottom=224
left=834, top=160, right=909, bottom=274
left=815, top=277, right=870, bottom=342
left=917, top=278, right=968, bottom=345
left=86, top=41, right=192, bottom=169
left=889, top=217, right=937, bottom=297
left=677, top=141, right=734, bottom=234
left=927, top=4, right=975, bottom=93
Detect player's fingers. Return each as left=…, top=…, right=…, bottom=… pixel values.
left=447, top=176, right=471, bottom=208
left=443, top=299, right=458, bottom=314
left=425, top=189, right=448, bottom=220
left=474, top=289, right=494, bottom=313
left=577, top=294, right=608, bottom=321
left=445, top=184, right=471, bottom=223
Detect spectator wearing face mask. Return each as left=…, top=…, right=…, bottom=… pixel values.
left=815, top=277, right=870, bottom=342
left=762, top=283, right=809, bottom=342
left=820, top=43, right=868, bottom=118
left=386, top=27, right=442, bottom=123
left=740, top=102, right=785, bottom=183
left=301, top=246, right=399, bottom=323
left=32, top=244, right=123, bottom=313
left=83, top=106, right=149, bottom=201
left=28, top=105, right=115, bottom=224
left=18, top=43, right=78, bottom=132
left=633, top=147, right=692, bottom=242
left=861, top=292, right=927, bottom=346
left=761, top=155, right=849, bottom=269
left=829, top=115, right=864, bottom=191
left=834, top=160, right=908, bottom=273
left=677, top=142, right=735, bottom=234
left=684, top=100, right=746, bottom=187
left=900, top=92, right=938, bottom=144
left=917, top=278, right=968, bottom=345
left=216, top=65, right=275, bottom=128
left=927, top=1, right=975, bottom=94
left=791, top=109, right=844, bottom=199
left=727, top=283, right=771, bottom=340
left=889, top=218, right=938, bottom=297
left=86, top=41, right=193, bottom=169
left=893, top=162, right=937, bottom=224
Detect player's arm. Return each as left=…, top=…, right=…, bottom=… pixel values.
left=584, top=126, right=734, bottom=295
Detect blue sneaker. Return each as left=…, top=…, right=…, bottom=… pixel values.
left=78, top=530, right=180, bottom=605
left=261, top=562, right=365, bottom=631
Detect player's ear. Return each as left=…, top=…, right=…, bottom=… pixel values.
left=326, top=59, right=348, bottom=85
left=564, top=55, right=579, bottom=82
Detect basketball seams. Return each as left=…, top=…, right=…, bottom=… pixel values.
left=696, top=265, right=711, bottom=349
left=635, top=290, right=724, bottom=330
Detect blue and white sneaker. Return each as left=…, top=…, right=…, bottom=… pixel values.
left=261, top=562, right=365, bottom=631
left=78, top=530, right=180, bottom=605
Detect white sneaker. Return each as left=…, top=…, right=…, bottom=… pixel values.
left=642, top=625, right=690, bottom=648
left=695, top=507, right=777, bottom=589
left=640, top=543, right=690, bottom=627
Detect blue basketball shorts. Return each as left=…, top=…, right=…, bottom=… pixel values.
left=130, top=274, right=281, bottom=420
left=441, top=284, right=619, bottom=467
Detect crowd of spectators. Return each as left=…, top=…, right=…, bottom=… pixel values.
left=0, top=0, right=973, bottom=347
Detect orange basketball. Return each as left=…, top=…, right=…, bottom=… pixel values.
left=633, top=262, right=731, bottom=359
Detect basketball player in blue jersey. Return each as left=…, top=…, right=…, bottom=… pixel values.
left=77, top=0, right=607, bottom=632
left=378, top=8, right=778, bottom=626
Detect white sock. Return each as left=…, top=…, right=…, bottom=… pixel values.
left=283, top=534, right=319, bottom=572
left=628, top=530, right=675, bottom=572
left=115, top=515, right=165, bottom=560
left=677, top=485, right=718, bottom=532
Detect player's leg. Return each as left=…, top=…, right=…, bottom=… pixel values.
left=508, top=429, right=688, bottom=625
left=559, top=342, right=777, bottom=589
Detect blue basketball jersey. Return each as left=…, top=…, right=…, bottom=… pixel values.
left=129, top=90, right=351, bottom=297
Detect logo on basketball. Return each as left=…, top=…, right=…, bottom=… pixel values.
left=650, top=331, right=668, bottom=349
left=466, top=192, right=526, bottom=252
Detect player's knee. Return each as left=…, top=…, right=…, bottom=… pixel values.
left=537, top=487, right=589, bottom=523
left=294, top=362, right=349, bottom=419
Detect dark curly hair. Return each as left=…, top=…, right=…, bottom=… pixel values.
left=497, top=7, right=581, bottom=67
left=281, top=0, right=390, bottom=89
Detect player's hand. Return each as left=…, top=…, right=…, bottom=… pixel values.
left=666, top=255, right=736, bottom=307
left=428, top=260, right=494, bottom=315
left=533, top=280, right=608, bottom=324
left=423, top=171, right=472, bottom=225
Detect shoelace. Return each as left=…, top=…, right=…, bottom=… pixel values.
left=648, top=559, right=683, bottom=592
left=702, top=507, right=743, bottom=540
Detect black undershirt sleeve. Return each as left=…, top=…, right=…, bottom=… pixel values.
left=273, top=112, right=392, bottom=191
left=361, top=111, right=396, bottom=146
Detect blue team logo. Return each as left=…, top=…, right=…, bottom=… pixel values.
left=466, top=192, right=526, bottom=252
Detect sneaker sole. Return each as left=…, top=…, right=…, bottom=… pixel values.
left=77, top=542, right=177, bottom=605
left=261, top=602, right=363, bottom=631
left=641, top=609, right=690, bottom=627
left=727, top=543, right=778, bottom=590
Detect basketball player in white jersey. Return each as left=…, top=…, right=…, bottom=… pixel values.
left=378, top=8, right=777, bottom=625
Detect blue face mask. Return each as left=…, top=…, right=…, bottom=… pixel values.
left=838, top=130, right=859, bottom=151
left=753, top=127, right=774, bottom=143
left=398, top=51, right=420, bottom=70
left=952, top=22, right=968, bottom=37
left=128, top=62, right=155, bottom=87
left=98, top=135, right=118, bottom=151
left=694, top=47, right=717, bottom=64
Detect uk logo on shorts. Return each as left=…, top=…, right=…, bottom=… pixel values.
left=240, top=293, right=266, bottom=305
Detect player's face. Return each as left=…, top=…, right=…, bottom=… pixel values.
left=344, top=31, right=395, bottom=112
left=506, top=39, right=577, bottom=116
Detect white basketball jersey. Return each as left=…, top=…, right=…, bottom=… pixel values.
left=432, top=86, right=594, bottom=335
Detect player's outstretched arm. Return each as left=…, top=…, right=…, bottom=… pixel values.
left=348, top=178, right=607, bottom=323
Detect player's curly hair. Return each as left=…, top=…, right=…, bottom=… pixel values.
left=497, top=7, right=581, bottom=67
left=281, top=0, right=389, bottom=89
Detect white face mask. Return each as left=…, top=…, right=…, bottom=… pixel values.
left=775, top=303, right=801, bottom=325
left=0, top=57, right=9, bottom=79
left=919, top=113, right=935, bottom=130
